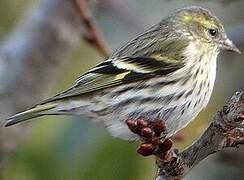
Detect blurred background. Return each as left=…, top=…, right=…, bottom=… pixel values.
left=0, top=0, right=243, bottom=179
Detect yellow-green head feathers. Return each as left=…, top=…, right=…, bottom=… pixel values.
left=166, top=6, right=240, bottom=53
left=176, top=6, right=222, bottom=29
left=172, top=7, right=224, bottom=43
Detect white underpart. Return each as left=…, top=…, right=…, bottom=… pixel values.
left=58, top=41, right=218, bottom=140
left=165, top=41, right=218, bottom=136
left=103, top=41, right=218, bottom=140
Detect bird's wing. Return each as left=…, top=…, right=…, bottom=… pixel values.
left=41, top=56, right=184, bottom=103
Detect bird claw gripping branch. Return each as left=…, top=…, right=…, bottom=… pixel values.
left=126, top=118, right=173, bottom=157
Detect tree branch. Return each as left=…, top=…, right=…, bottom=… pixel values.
left=73, top=0, right=110, bottom=57
left=156, top=91, right=244, bottom=180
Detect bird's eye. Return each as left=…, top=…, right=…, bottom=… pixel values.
left=208, top=28, right=218, bottom=37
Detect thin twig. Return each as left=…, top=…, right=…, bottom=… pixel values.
left=73, top=0, right=110, bottom=57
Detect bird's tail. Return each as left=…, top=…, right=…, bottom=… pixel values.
left=5, top=103, right=58, bottom=127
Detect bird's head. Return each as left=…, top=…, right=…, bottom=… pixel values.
left=173, top=6, right=241, bottom=54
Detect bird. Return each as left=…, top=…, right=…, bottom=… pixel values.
left=5, top=6, right=240, bottom=144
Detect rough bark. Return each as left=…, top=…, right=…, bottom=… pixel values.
left=156, top=91, right=244, bottom=180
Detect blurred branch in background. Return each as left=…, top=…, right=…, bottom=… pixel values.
left=0, top=0, right=82, bottom=167
left=156, top=91, right=244, bottom=180
left=0, top=0, right=114, bottom=171
left=73, top=0, right=110, bottom=56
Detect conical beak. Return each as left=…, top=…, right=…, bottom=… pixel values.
left=220, top=38, right=241, bottom=54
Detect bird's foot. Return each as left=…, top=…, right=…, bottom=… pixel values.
left=126, top=118, right=172, bottom=156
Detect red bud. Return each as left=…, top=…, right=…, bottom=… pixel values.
left=141, top=127, right=153, bottom=138
left=137, top=143, right=155, bottom=156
